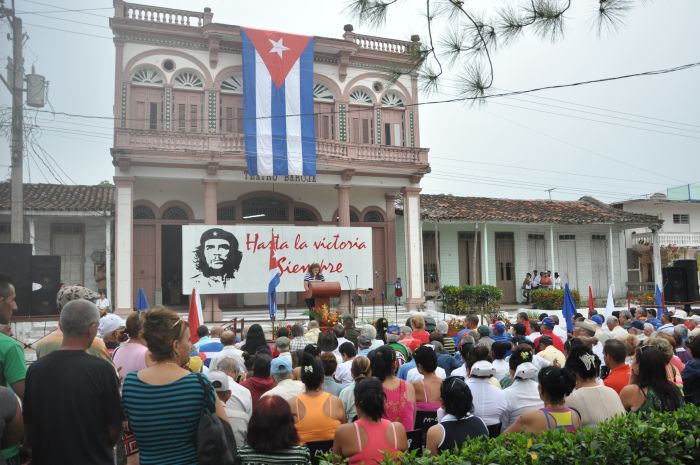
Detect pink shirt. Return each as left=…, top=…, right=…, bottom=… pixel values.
left=112, top=342, right=148, bottom=381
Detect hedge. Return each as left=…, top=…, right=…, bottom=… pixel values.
left=441, top=285, right=503, bottom=314
left=320, top=404, right=700, bottom=464
left=531, top=288, right=581, bottom=310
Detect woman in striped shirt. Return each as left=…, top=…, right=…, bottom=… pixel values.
left=122, top=306, right=228, bottom=465
left=303, top=263, right=325, bottom=315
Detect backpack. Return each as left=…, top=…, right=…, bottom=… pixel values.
left=196, top=374, right=237, bottom=465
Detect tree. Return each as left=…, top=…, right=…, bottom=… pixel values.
left=347, top=0, right=636, bottom=97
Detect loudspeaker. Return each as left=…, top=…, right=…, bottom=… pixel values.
left=673, top=259, right=700, bottom=302
left=30, top=255, right=61, bottom=316
left=663, top=267, right=689, bottom=303
left=0, top=243, right=32, bottom=318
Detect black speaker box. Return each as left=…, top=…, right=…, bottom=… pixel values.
left=673, top=259, right=700, bottom=302
left=663, top=267, right=689, bottom=303
left=0, top=243, right=32, bottom=317
left=30, top=255, right=61, bottom=316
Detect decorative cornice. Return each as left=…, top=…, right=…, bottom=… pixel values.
left=340, top=169, right=355, bottom=181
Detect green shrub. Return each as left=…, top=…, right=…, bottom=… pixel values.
left=320, top=404, right=700, bottom=464
left=441, top=284, right=503, bottom=315
left=531, top=288, right=581, bottom=310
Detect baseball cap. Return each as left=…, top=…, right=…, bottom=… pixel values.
left=630, top=320, right=645, bottom=331
left=271, top=357, right=292, bottom=376
left=672, top=310, right=689, bottom=320
left=575, top=320, right=598, bottom=334
left=690, top=315, right=700, bottom=323
left=541, top=317, right=555, bottom=328
left=276, top=336, right=290, bottom=351
left=470, top=360, right=495, bottom=377
left=98, top=314, right=126, bottom=338
left=591, top=314, right=604, bottom=326
left=494, top=321, right=506, bottom=333
left=358, top=334, right=372, bottom=348
left=208, top=371, right=230, bottom=392
left=57, top=285, right=100, bottom=310
left=477, top=325, right=490, bottom=336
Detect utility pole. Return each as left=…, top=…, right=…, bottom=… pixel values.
left=1, top=1, right=24, bottom=243
left=10, top=15, right=23, bottom=243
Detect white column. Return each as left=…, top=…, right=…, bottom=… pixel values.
left=549, top=225, right=556, bottom=274
left=105, top=217, right=112, bottom=305
left=402, top=187, right=424, bottom=308
left=608, top=225, right=615, bottom=294
left=114, top=177, right=134, bottom=315
left=28, top=218, right=36, bottom=255
left=652, top=229, right=663, bottom=290
left=481, top=222, right=490, bottom=284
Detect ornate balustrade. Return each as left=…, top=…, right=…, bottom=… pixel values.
left=351, top=34, right=411, bottom=54
left=120, top=2, right=208, bottom=26
left=633, top=232, right=700, bottom=247
left=115, top=129, right=428, bottom=166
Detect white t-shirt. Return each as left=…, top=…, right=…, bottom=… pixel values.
left=224, top=375, right=252, bottom=446
left=209, top=346, right=246, bottom=373
left=466, top=377, right=507, bottom=426
left=261, top=378, right=305, bottom=402
left=96, top=298, right=110, bottom=309
left=406, top=366, right=446, bottom=383
left=335, top=359, right=354, bottom=385
left=565, top=384, right=626, bottom=427
left=492, top=359, right=509, bottom=381
left=502, top=379, right=544, bottom=429
left=552, top=325, right=567, bottom=341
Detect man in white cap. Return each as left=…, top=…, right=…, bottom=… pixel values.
left=262, top=357, right=304, bottom=401
left=215, top=358, right=251, bottom=446
left=672, top=310, right=689, bottom=327
left=466, top=360, right=507, bottom=430
left=98, top=314, right=126, bottom=356
left=688, top=314, right=700, bottom=337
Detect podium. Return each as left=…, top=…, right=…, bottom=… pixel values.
left=303, top=281, right=341, bottom=310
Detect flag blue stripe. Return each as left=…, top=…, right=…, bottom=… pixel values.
left=299, top=39, right=316, bottom=176
left=242, top=31, right=258, bottom=176
left=271, top=81, right=289, bottom=175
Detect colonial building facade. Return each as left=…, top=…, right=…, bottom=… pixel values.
left=110, top=2, right=429, bottom=316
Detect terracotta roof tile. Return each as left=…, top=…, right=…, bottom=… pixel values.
left=397, top=194, right=661, bottom=226
left=0, top=182, right=114, bottom=212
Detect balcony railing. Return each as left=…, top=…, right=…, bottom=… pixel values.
left=633, top=232, right=700, bottom=247
left=351, top=34, right=411, bottom=54
left=114, top=128, right=428, bottom=166
left=118, top=2, right=209, bottom=27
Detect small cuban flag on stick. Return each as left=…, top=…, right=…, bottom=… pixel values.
left=188, top=288, right=203, bottom=344
left=268, top=230, right=281, bottom=325
left=241, top=27, right=316, bottom=177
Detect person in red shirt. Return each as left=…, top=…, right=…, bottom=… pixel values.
left=516, top=312, right=531, bottom=335
left=602, top=339, right=631, bottom=394
left=240, top=353, right=276, bottom=407
left=539, top=272, right=553, bottom=289
left=410, top=314, right=430, bottom=345
left=534, top=318, right=566, bottom=354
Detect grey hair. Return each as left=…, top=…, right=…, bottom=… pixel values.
left=216, top=357, right=240, bottom=376
left=606, top=316, right=619, bottom=326
left=291, top=324, right=304, bottom=337
left=400, top=326, right=412, bottom=336
left=643, top=323, right=654, bottom=333
left=674, top=324, right=688, bottom=338
left=436, top=320, right=448, bottom=334
left=387, top=333, right=400, bottom=343
left=359, top=324, right=377, bottom=340
left=619, top=310, right=632, bottom=321
left=59, top=299, right=99, bottom=339
left=308, top=320, right=319, bottom=329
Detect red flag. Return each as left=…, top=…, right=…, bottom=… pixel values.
left=588, top=286, right=595, bottom=314
left=188, top=288, right=204, bottom=344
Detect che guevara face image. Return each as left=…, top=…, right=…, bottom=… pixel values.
left=193, top=228, right=243, bottom=281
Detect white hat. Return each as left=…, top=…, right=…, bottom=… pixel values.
left=98, top=314, right=126, bottom=338
left=514, top=362, right=539, bottom=380
left=470, top=360, right=495, bottom=377
left=672, top=310, right=688, bottom=320
left=690, top=315, right=700, bottom=323
left=207, top=371, right=230, bottom=392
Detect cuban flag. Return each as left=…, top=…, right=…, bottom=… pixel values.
left=241, top=27, right=316, bottom=176
left=268, top=232, right=281, bottom=320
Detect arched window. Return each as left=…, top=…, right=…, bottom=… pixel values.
left=350, top=211, right=360, bottom=223
left=162, top=206, right=189, bottom=220
left=380, top=92, right=405, bottom=108
left=349, top=89, right=373, bottom=105
left=348, top=89, right=375, bottom=145
left=294, top=207, right=318, bottom=222
left=133, top=205, right=156, bottom=219
left=131, top=68, right=164, bottom=85
left=313, top=83, right=334, bottom=101
left=242, top=197, right=288, bottom=221
left=221, top=75, right=243, bottom=94
left=173, top=71, right=204, bottom=89
left=363, top=210, right=384, bottom=223
left=217, top=206, right=236, bottom=221
left=381, top=92, right=405, bottom=147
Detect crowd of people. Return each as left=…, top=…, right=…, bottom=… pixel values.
left=1, top=272, right=699, bottom=464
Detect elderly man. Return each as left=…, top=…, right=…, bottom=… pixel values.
left=290, top=324, right=312, bottom=352
left=24, top=299, right=123, bottom=465
left=262, top=357, right=304, bottom=401
left=606, top=315, right=628, bottom=340
left=209, top=330, right=245, bottom=372
left=657, top=311, right=675, bottom=335
left=306, top=320, right=321, bottom=344
left=574, top=320, right=604, bottom=365
left=618, top=310, right=633, bottom=330
left=215, top=357, right=252, bottom=447
left=399, top=325, right=420, bottom=353
left=454, top=314, right=479, bottom=345
left=534, top=318, right=566, bottom=354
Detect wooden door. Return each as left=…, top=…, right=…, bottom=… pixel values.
left=130, top=87, right=162, bottom=130
left=372, top=227, right=386, bottom=299
left=558, top=236, right=578, bottom=289
left=133, top=224, right=156, bottom=306
left=348, top=106, right=374, bottom=144
left=382, top=109, right=405, bottom=147
left=51, top=224, right=84, bottom=284
left=495, top=233, right=516, bottom=303
left=220, top=94, right=243, bottom=134
left=422, top=232, right=438, bottom=292
left=527, top=234, right=547, bottom=272
left=458, top=232, right=481, bottom=285
left=174, top=91, right=203, bottom=133
left=314, top=102, right=335, bottom=140
left=591, top=235, right=609, bottom=297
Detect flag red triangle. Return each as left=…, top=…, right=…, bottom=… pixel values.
left=588, top=286, right=594, bottom=313
left=188, top=288, right=202, bottom=344
left=242, top=27, right=312, bottom=88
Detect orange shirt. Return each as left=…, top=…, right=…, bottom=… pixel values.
left=604, top=364, right=631, bottom=394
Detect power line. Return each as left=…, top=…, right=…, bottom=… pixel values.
left=22, top=22, right=112, bottom=39
left=22, top=0, right=112, bottom=18
left=16, top=7, right=113, bottom=15
left=17, top=11, right=108, bottom=29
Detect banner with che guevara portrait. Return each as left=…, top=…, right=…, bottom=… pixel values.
left=181, top=225, right=373, bottom=295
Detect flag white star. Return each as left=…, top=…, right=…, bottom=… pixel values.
left=268, top=37, right=290, bottom=58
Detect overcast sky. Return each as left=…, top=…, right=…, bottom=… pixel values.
left=1, top=0, right=698, bottom=202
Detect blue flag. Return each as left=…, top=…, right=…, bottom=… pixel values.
left=136, top=288, right=149, bottom=312
left=655, top=284, right=666, bottom=315
left=562, top=283, right=576, bottom=333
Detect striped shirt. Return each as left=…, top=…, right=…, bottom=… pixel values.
left=236, top=445, right=311, bottom=465
left=303, top=272, right=325, bottom=283
left=122, top=371, right=216, bottom=465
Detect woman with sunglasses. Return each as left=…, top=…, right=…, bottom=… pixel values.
left=620, top=344, right=684, bottom=413
left=122, top=306, right=228, bottom=465
left=425, top=376, right=488, bottom=456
